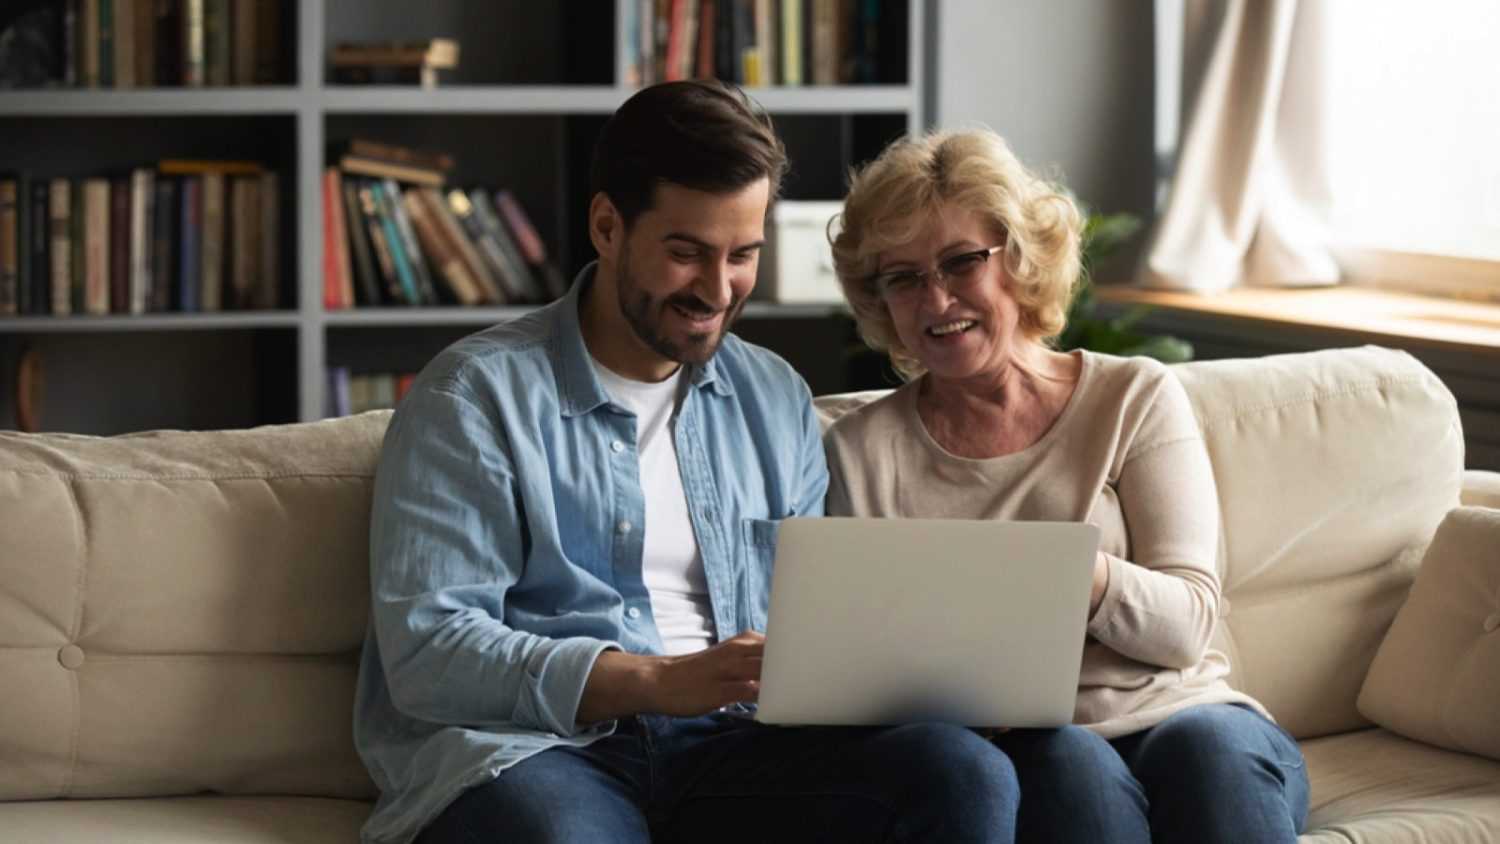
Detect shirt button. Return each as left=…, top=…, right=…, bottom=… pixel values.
left=617, top=520, right=632, bottom=535
left=610, top=440, right=625, bottom=454
left=627, top=607, right=642, bottom=620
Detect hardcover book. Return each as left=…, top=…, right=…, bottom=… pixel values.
left=49, top=178, right=71, bottom=316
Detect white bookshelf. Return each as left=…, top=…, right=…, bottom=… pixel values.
left=0, top=0, right=929, bottom=431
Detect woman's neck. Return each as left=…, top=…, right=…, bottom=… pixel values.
left=916, top=345, right=1082, bottom=459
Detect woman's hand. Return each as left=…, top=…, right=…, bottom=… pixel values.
left=1089, top=551, right=1110, bottom=618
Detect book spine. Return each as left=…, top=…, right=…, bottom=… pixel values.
left=63, top=0, right=79, bottom=87
left=128, top=168, right=152, bottom=314
left=782, top=0, right=802, bottom=85
left=199, top=170, right=223, bottom=311
left=152, top=176, right=175, bottom=312
left=356, top=181, right=400, bottom=305
left=81, top=0, right=100, bottom=87
left=114, top=0, right=135, bottom=88
left=16, top=174, right=31, bottom=314
left=109, top=176, right=129, bottom=313
left=253, top=0, right=278, bottom=83
left=181, top=0, right=204, bottom=86
left=494, top=190, right=567, bottom=301
left=155, top=0, right=181, bottom=86
left=204, top=0, right=229, bottom=86
left=370, top=182, right=419, bottom=305
left=422, top=187, right=502, bottom=305
left=69, top=180, right=86, bottom=313
left=177, top=175, right=200, bottom=311
left=402, top=188, right=480, bottom=306
left=0, top=179, right=16, bottom=316
left=322, top=169, right=351, bottom=309
left=381, top=178, right=438, bottom=306
left=230, top=175, right=258, bottom=308
left=99, top=0, right=115, bottom=87
left=134, top=0, right=156, bottom=86
left=341, top=178, right=381, bottom=307
left=232, top=0, right=255, bottom=85
left=82, top=179, right=111, bottom=315
left=471, top=190, right=545, bottom=302
left=695, top=0, right=715, bottom=79
left=256, top=171, right=278, bottom=308
left=29, top=181, right=50, bottom=315
left=446, top=189, right=524, bottom=303
left=49, top=179, right=72, bottom=316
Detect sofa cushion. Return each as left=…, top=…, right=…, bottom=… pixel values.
left=1298, top=728, right=1500, bottom=842
left=813, top=346, right=1465, bottom=740
left=1357, top=507, right=1500, bottom=761
left=0, top=413, right=392, bottom=801
left=0, top=796, right=370, bottom=844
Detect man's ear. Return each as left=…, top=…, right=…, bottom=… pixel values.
left=588, top=192, right=622, bottom=260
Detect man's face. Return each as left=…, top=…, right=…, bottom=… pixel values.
left=612, top=179, right=770, bottom=367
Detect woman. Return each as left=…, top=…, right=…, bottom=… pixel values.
left=824, top=129, right=1309, bottom=844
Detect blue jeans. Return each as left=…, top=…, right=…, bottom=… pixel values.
left=417, top=711, right=1019, bottom=843
left=993, top=704, right=1310, bottom=844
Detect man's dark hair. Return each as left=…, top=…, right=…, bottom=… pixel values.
left=590, top=80, right=789, bottom=227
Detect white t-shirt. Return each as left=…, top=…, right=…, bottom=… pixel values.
left=591, top=360, right=717, bottom=655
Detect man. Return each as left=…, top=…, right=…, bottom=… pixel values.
left=354, top=80, right=1018, bottom=844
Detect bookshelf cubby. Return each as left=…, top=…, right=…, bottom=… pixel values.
left=0, top=0, right=929, bottom=433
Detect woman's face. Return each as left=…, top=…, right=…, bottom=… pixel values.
left=878, top=204, right=1022, bottom=383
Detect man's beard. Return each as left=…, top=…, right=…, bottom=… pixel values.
left=616, top=247, right=744, bottom=366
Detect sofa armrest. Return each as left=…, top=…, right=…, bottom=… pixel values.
left=1462, top=470, right=1500, bottom=509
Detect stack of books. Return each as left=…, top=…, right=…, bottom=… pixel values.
left=329, top=38, right=459, bottom=89
left=0, top=0, right=284, bottom=89
left=0, top=161, right=281, bottom=317
left=325, top=368, right=419, bottom=417
left=323, top=140, right=566, bottom=309
left=624, top=0, right=898, bottom=88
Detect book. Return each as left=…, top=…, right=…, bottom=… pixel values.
left=109, top=175, right=129, bottom=313
left=29, top=180, right=50, bottom=314
left=113, top=0, right=135, bottom=88
left=99, top=0, right=114, bottom=87
left=82, top=178, right=110, bottom=314
left=15, top=173, right=31, bottom=314
left=231, top=0, right=255, bottom=85
left=199, top=170, right=223, bottom=311
left=128, top=167, right=152, bottom=314
left=343, top=139, right=455, bottom=174
left=446, top=188, right=529, bottom=304
left=63, top=0, right=79, bottom=87
left=330, top=39, right=459, bottom=69
left=401, top=187, right=481, bottom=306
left=0, top=178, right=16, bottom=316
left=181, top=0, right=204, bottom=86
left=69, top=179, right=86, bottom=313
left=494, top=190, right=568, bottom=300
left=356, top=181, right=402, bottom=305
left=326, top=366, right=351, bottom=417
left=340, top=177, right=382, bottom=307
left=420, top=186, right=503, bottom=305
left=80, top=0, right=100, bottom=87
left=177, top=175, right=200, bottom=311
left=252, top=0, right=278, bottom=83
left=133, top=0, right=155, bottom=85
left=338, top=155, right=444, bottom=188
left=158, top=159, right=263, bottom=176
left=381, top=178, right=439, bottom=305
left=369, top=182, right=419, bottom=305
left=151, top=176, right=175, bottom=312
left=470, top=190, right=546, bottom=302
left=229, top=174, right=258, bottom=308
left=154, top=0, right=181, bottom=85
left=49, top=179, right=72, bottom=316
left=781, top=0, right=803, bottom=85
left=204, top=0, right=229, bottom=86
left=322, top=168, right=350, bottom=309
left=255, top=171, right=278, bottom=308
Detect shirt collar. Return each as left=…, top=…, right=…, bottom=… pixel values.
left=551, top=262, right=732, bottom=418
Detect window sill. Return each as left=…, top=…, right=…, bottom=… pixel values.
left=1094, top=285, right=1500, bottom=357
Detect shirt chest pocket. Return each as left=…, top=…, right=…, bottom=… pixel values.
left=738, top=517, right=781, bottom=631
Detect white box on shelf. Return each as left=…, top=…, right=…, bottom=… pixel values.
left=757, top=200, right=845, bottom=303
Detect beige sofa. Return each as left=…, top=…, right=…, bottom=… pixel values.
left=2, top=345, right=1498, bottom=843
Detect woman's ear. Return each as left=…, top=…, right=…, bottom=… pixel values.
left=588, top=192, right=621, bottom=260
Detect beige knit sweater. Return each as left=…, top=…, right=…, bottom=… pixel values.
left=824, top=350, right=1268, bottom=738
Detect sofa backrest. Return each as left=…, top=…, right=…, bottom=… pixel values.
left=814, top=346, right=1465, bottom=740
left=0, top=413, right=391, bottom=801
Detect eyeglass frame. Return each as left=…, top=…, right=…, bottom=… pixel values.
left=866, top=244, right=1007, bottom=303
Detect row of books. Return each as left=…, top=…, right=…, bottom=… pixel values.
left=0, top=0, right=282, bottom=89
left=0, top=162, right=280, bottom=317
left=625, top=0, right=900, bottom=88
left=325, top=368, right=418, bottom=418
left=324, top=168, right=565, bottom=309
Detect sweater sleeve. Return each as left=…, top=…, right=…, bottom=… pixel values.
left=1085, top=371, right=1222, bottom=670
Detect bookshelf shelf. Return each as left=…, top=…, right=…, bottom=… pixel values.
left=0, top=89, right=306, bottom=116
left=318, top=85, right=916, bottom=115
left=0, top=313, right=301, bottom=333
left=323, top=307, right=539, bottom=326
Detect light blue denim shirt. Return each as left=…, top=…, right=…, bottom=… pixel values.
left=353, top=264, right=829, bottom=844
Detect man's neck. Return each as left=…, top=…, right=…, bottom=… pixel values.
left=580, top=263, right=682, bottom=383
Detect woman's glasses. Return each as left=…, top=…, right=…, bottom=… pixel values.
left=869, top=245, right=1005, bottom=304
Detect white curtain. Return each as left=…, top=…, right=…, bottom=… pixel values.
left=1140, top=0, right=1341, bottom=292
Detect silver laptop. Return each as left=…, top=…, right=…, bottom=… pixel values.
left=754, top=517, right=1100, bottom=729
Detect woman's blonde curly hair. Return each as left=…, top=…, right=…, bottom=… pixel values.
left=829, top=129, right=1083, bottom=379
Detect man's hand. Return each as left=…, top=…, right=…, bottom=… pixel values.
left=576, top=631, right=764, bottom=726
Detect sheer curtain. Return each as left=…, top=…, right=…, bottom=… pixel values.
left=1140, top=0, right=1340, bottom=292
